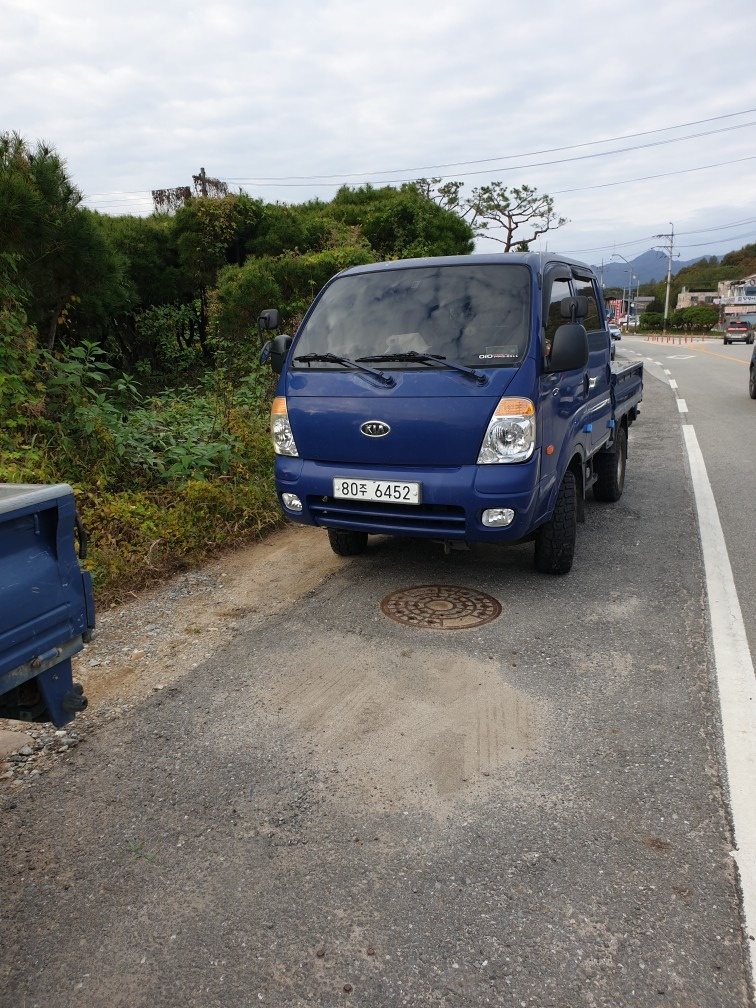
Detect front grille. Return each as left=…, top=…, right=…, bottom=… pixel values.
left=308, top=496, right=467, bottom=536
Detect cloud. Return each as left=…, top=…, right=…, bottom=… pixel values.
left=3, top=0, right=756, bottom=257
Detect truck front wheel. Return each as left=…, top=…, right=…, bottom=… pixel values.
left=327, top=528, right=368, bottom=556
left=593, top=425, right=627, bottom=503
left=534, top=471, right=577, bottom=575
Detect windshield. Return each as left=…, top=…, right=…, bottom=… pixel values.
left=292, top=263, right=532, bottom=369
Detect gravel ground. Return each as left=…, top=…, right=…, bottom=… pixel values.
left=0, top=524, right=340, bottom=792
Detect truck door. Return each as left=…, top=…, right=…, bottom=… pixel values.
left=538, top=269, right=588, bottom=486
left=572, top=271, right=613, bottom=454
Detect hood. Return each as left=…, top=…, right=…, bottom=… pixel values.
left=283, top=368, right=521, bottom=467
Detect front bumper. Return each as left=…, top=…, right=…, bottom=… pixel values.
left=274, top=455, right=553, bottom=543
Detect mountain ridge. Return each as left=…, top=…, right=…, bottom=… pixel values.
left=591, top=250, right=720, bottom=287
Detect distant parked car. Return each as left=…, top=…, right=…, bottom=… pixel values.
left=608, top=324, right=621, bottom=340
left=724, top=321, right=754, bottom=344
left=750, top=344, right=756, bottom=398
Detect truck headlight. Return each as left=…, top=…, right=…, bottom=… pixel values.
left=477, top=397, right=535, bottom=464
left=270, top=397, right=299, bottom=457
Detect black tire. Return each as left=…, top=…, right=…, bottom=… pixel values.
left=327, top=528, right=368, bottom=556
left=749, top=367, right=756, bottom=399
left=724, top=339, right=730, bottom=345
left=534, top=471, right=577, bottom=575
left=593, top=425, right=627, bottom=503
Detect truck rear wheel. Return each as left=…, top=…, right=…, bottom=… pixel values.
left=327, top=528, right=368, bottom=556
left=534, top=471, right=577, bottom=575
left=593, top=425, right=627, bottom=503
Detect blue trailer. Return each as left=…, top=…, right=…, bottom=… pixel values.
left=0, top=483, right=94, bottom=727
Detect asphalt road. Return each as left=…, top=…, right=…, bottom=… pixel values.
left=625, top=334, right=755, bottom=652
left=1, top=363, right=754, bottom=1008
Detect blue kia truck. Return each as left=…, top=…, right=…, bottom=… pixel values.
left=259, top=253, right=643, bottom=574
left=0, top=483, right=94, bottom=727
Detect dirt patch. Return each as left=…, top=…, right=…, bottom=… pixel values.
left=78, top=523, right=342, bottom=708
left=264, top=633, right=540, bottom=812
left=0, top=524, right=341, bottom=771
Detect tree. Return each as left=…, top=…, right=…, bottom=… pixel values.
left=465, top=182, right=567, bottom=250
left=415, top=177, right=567, bottom=251
left=0, top=252, right=43, bottom=425
left=639, top=311, right=663, bottom=331
left=172, top=193, right=265, bottom=359
left=679, top=305, right=718, bottom=331
left=0, top=132, right=121, bottom=349
left=330, top=183, right=474, bottom=259
left=413, top=178, right=467, bottom=215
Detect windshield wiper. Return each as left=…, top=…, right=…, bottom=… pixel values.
left=356, top=351, right=487, bottom=386
left=294, top=353, right=395, bottom=387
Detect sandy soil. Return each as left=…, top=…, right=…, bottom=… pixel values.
left=0, top=524, right=341, bottom=761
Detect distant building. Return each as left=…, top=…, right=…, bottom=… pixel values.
left=605, top=295, right=654, bottom=321
left=676, top=286, right=717, bottom=310
left=715, top=274, right=756, bottom=319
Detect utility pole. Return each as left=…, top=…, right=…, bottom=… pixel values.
left=151, top=167, right=228, bottom=213
left=610, top=253, right=633, bottom=329
left=192, top=167, right=228, bottom=199
left=654, top=223, right=676, bottom=335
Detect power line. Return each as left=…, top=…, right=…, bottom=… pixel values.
left=677, top=230, right=756, bottom=250
left=675, top=216, right=756, bottom=237
left=225, top=115, right=756, bottom=187
left=219, top=108, right=756, bottom=183
left=550, top=154, right=756, bottom=196
left=80, top=108, right=756, bottom=205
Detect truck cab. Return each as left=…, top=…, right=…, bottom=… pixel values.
left=261, top=253, right=642, bottom=574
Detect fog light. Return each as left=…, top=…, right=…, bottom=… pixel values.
left=482, top=508, right=515, bottom=527
left=282, top=493, right=303, bottom=512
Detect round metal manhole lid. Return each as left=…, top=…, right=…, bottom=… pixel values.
left=380, top=584, right=502, bottom=630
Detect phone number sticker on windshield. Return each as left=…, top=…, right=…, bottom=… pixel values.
left=333, top=478, right=421, bottom=505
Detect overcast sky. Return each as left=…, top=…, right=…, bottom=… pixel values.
left=4, top=0, right=756, bottom=266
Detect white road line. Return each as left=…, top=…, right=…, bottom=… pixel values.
left=682, top=425, right=756, bottom=980
left=670, top=380, right=678, bottom=390
left=676, top=398, right=688, bottom=413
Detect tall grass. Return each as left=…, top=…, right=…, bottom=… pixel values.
left=0, top=339, right=282, bottom=604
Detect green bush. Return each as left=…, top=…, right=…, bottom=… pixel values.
left=0, top=333, right=281, bottom=602
left=79, top=475, right=280, bottom=604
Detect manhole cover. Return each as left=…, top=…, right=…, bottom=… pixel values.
left=380, top=584, right=502, bottom=630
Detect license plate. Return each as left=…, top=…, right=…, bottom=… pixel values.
left=333, top=478, right=421, bottom=505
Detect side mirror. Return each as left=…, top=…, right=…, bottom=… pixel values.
left=548, top=323, right=589, bottom=372
left=258, top=308, right=280, bottom=332
left=560, top=295, right=588, bottom=321
left=261, top=333, right=293, bottom=374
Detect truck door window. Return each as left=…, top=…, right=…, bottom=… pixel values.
left=544, top=278, right=573, bottom=355
left=573, top=275, right=610, bottom=352
left=572, top=276, right=601, bottom=331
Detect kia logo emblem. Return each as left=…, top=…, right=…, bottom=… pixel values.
left=360, top=420, right=390, bottom=437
